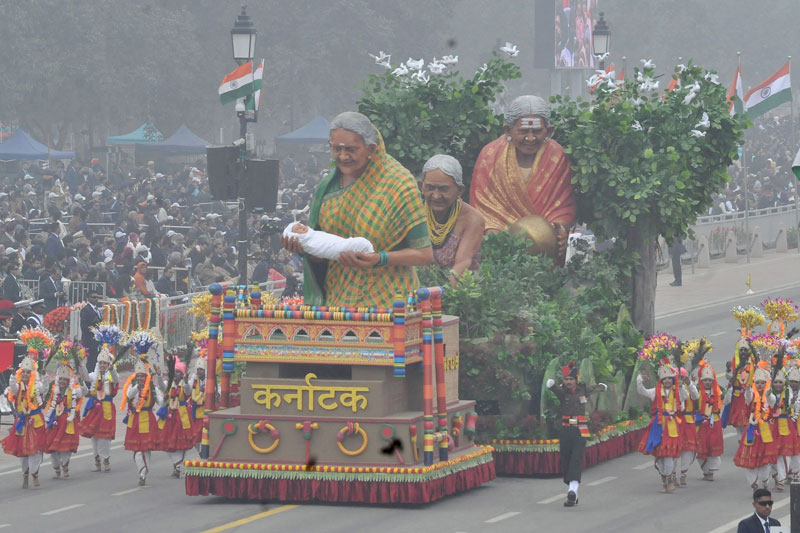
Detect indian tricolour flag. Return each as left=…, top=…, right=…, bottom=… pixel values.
left=727, top=58, right=744, bottom=116
left=792, top=147, right=800, bottom=181
left=744, top=61, right=792, bottom=119
left=219, top=61, right=254, bottom=105
left=245, top=59, right=264, bottom=111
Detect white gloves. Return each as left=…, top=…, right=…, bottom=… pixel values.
left=546, top=378, right=555, bottom=389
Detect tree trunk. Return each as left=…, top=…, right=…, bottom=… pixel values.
left=628, top=224, right=657, bottom=335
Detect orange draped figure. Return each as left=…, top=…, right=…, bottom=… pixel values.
left=469, top=135, right=576, bottom=235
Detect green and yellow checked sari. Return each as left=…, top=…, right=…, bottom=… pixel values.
left=303, top=134, right=430, bottom=307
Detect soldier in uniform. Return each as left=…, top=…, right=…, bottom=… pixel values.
left=546, top=361, right=607, bottom=507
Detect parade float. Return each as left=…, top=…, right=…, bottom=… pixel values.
left=184, top=283, right=495, bottom=504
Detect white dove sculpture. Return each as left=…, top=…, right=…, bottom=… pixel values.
left=696, top=112, right=710, bottom=129
left=407, top=58, right=425, bottom=71
left=441, top=55, right=459, bottom=66
left=291, top=205, right=310, bottom=221
left=704, top=72, right=720, bottom=85
left=682, top=82, right=701, bottom=105
left=428, top=60, right=446, bottom=75
left=392, top=63, right=409, bottom=76
left=631, top=120, right=643, bottom=131
left=690, top=129, right=707, bottom=138
left=411, top=70, right=430, bottom=84
left=500, top=42, right=519, bottom=57
left=369, top=51, right=391, bottom=64
left=640, top=59, right=655, bottom=69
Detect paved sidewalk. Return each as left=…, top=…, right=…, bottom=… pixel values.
left=655, top=249, right=800, bottom=316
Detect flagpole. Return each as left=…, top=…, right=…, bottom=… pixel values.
left=739, top=51, right=751, bottom=264
left=790, top=55, right=799, bottom=249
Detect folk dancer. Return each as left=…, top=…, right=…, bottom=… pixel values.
left=158, top=361, right=195, bottom=477
left=123, top=360, right=162, bottom=486
left=1, top=356, right=46, bottom=488
left=694, top=361, right=724, bottom=481
left=44, top=365, right=86, bottom=479
left=187, top=356, right=207, bottom=451
left=78, top=346, right=119, bottom=472
left=637, top=361, right=686, bottom=493
left=546, top=361, right=607, bottom=507
left=787, top=363, right=800, bottom=482
left=769, top=368, right=799, bottom=491
left=677, top=367, right=700, bottom=487
left=723, top=347, right=753, bottom=441
left=733, top=363, right=777, bottom=489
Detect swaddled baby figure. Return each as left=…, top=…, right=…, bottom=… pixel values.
left=282, top=222, right=374, bottom=261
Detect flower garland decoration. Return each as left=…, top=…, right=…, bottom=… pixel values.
left=9, top=368, right=38, bottom=412
left=762, top=297, right=799, bottom=337
left=748, top=333, right=781, bottom=362
left=680, top=337, right=712, bottom=364
left=190, top=293, right=212, bottom=321
left=638, top=333, right=678, bottom=362
left=91, top=323, right=127, bottom=349
left=43, top=306, right=71, bottom=334
left=19, top=326, right=55, bottom=358
left=732, top=306, right=765, bottom=337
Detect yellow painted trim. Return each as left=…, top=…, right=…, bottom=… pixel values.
left=200, top=505, right=298, bottom=532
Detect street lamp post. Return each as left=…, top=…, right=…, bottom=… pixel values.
left=230, top=5, right=257, bottom=287
left=592, top=12, right=611, bottom=70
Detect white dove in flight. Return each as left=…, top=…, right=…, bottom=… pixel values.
left=392, top=63, right=409, bottom=76
left=441, top=55, right=459, bottom=66
left=640, top=59, right=655, bottom=69
left=690, top=129, right=707, bottom=137
left=378, top=59, right=392, bottom=70
left=500, top=42, right=519, bottom=57
left=369, top=51, right=391, bottom=64
left=407, top=58, right=425, bottom=71
left=586, top=73, right=601, bottom=87
left=695, top=112, right=710, bottom=129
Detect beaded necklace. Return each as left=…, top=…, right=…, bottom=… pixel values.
left=427, top=198, right=461, bottom=246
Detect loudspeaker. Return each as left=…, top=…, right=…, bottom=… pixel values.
left=244, top=159, right=279, bottom=211
left=206, top=145, right=241, bottom=200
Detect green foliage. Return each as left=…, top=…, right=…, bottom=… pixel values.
left=551, top=61, right=745, bottom=245
left=357, top=53, right=521, bottom=186
left=418, top=233, right=644, bottom=436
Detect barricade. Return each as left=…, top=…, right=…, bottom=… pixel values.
left=18, top=279, right=39, bottom=300
left=67, top=280, right=285, bottom=348
left=67, top=280, right=106, bottom=303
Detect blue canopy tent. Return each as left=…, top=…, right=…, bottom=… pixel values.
left=106, top=122, right=163, bottom=145
left=276, top=115, right=330, bottom=144
left=148, top=124, right=210, bottom=154
left=0, top=129, right=75, bottom=160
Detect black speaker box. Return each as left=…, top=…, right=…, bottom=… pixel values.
left=206, top=145, right=241, bottom=200
left=244, top=159, right=279, bottom=211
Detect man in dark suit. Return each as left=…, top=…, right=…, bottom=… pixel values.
left=40, top=262, right=66, bottom=313
left=80, top=289, right=104, bottom=370
left=738, top=488, right=781, bottom=532
left=2, top=262, right=21, bottom=302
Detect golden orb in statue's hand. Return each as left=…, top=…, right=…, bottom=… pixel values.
left=508, top=215, right=557, bottom=258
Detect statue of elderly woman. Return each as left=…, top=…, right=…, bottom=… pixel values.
left=420, top=154, right=484, bottom=287
left=470, top=95, right=576, bottom=265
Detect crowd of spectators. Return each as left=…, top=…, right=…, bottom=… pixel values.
left=0, top=151, right=324, bottom=332
left=709, top=114, right=798, bottom=215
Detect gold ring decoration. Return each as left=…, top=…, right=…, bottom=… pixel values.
left=336, top=422, right=368, bottom=456
left=248, top=419, right=280, bottom=454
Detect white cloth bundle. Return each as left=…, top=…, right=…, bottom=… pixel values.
left=283, top=223, right=374, bottom=261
